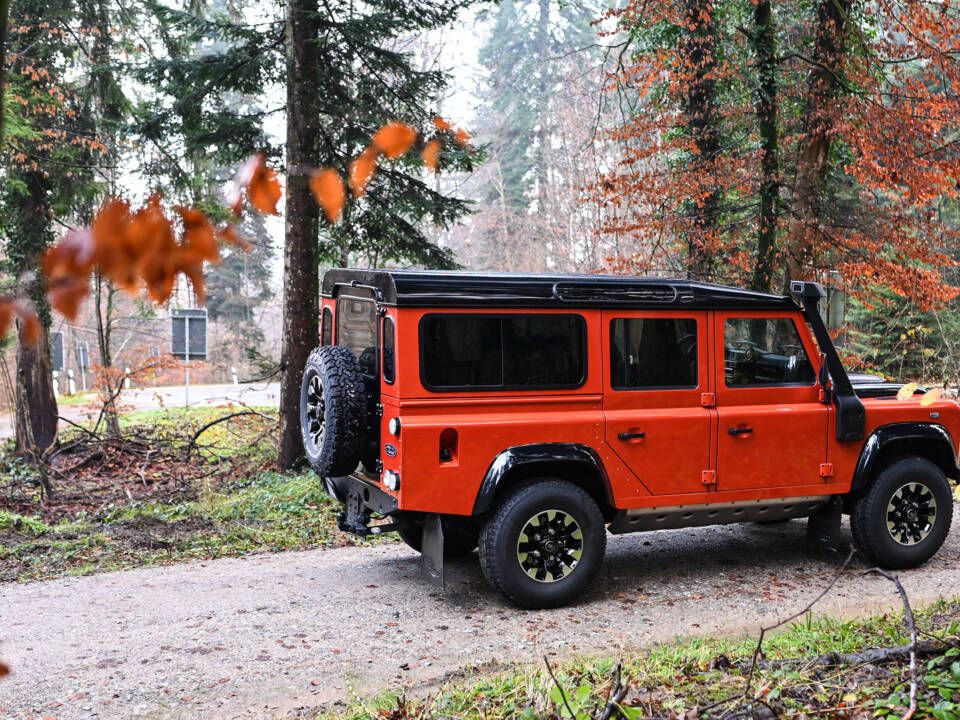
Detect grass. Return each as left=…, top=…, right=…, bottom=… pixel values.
left=0, top=406, right=385, bottom=582
left=315, top=601, right=960, bottom=720
left=55, top=391, right=96, bottom=406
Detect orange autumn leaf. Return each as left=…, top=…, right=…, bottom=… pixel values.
left=42, top=227, right=95, bottom=280
left=49, top=275, right=91, bottom=321
left=372, top=122, right=417, bottom=159
left=245, top=154, right=282, bottom=215
left=176, top=257, right=207, bottom=305
left=0, top=659, right=8, bottom=677
left=91, top=198, right=137, bottom=292
left=350, top=147, right=379, bottom=198
left=454, top=127, right=470, bottom=145
left=0, top=300, right=12, bottom=339
left=140, top=253, right=178, bottom=304
left=15, top=302, right=39, bottom=344
left=433, top=116, right=453, bottom=132
left=178, top=207, right=220, bottom=264
left=218, top=224, right=252, bottom=252
left=422, top=139, right=441, bottom=171
left=310, top=168, right=346, bottom=222
left=226, top=186, right=243, bottom=217
left=920, top=387, right=944, bottom=407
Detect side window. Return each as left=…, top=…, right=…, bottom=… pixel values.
left=337, top=297, right=377, bottom=376
left=610, top=318, right=698, bottom=389
left=321, top=307, right=333, bottom=346
left=724, top=317, right=815, bottom=386
left=419, top=315, right=586, bottom=390
left=382, top=316, right=395, bottom=384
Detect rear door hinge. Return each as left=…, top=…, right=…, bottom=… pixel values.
left=701, top=470, right=717, bottom=486
left=375, top=403, right=384, bottom=417
left=819, top=463, right=835, bottom=478
left=700, top=392, right=716, bottom=408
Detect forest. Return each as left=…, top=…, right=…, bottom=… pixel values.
left=0, top=0, right=958, bottom=468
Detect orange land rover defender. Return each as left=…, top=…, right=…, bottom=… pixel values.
left=300, top=270, right=959, bottom=608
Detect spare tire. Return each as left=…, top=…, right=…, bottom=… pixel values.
left=300, top=345, right=367, bottom=476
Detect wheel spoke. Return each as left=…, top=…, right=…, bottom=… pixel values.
left=886, top=481, right=938, bottom=547
left=516, top=508, right=585, bottom=584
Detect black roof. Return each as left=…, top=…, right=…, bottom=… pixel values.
left=322, top=269, right=803, bottom=311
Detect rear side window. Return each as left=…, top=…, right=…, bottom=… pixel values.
left=420, top=315, right=586, bottom=391
left=382, top=316, right=395, bottom=384
left=610, top=318, right=698, bottom=389
left=724, top=317, right=815, bottom=386
left=321, top=307, right=333, bottom=345
left=337, top=297, right=377, bottom=376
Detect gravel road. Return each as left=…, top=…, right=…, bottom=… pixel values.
left=2, top=518, right=959, bottom=720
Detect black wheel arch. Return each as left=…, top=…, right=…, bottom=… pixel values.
left=851, top=422, right=960, bottom=493
left=472, top=443, right=616, bottom=521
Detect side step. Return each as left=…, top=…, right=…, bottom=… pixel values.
left=608, top=495, right=831, bottom=534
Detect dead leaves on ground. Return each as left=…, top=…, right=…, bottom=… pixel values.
left=3, top=117, right=471, bottom=344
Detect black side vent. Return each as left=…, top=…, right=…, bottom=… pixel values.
left=552, top=283, right=680, bottom=304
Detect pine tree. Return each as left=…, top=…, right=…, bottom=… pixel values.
left=469, top=0, right=603, bottom=271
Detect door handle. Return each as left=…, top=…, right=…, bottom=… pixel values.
left=617, top=432, right=646, bottom=441
left=728, top=427, right=754, bottom=436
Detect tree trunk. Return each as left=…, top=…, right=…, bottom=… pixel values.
left=15, top=320, right=58, bottom=454
left=750, top=0, right=780, bottom=293
left=12, top=167, right=59, bottom=455
left=0, top=0, right=9, bottom=143
left=785, top=0, right=852, bottom=286
left=535, top=0, right=550, bottom=220
left=681, top=0, right=721, bottom=282
left=94, top=275, right=121, bottom=436
left=277, top=0, right=321, bottom=470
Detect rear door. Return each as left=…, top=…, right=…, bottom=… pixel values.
left=714, top=311, right=828, bottom=490
left=603, top=310, right=713, bottom=497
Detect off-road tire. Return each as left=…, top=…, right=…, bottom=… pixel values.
left=300, top=345, right=367, bottom=477
left=479, top=480, right=606, bottom=609
left=851, top=457, right=953, bottom=568
left=396, top=517, right=478, bottom=556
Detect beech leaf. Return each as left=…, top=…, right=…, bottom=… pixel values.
left=15, top=302, right=40, bottom=345
left=372, top=122, right=417, bottom=159
left=350, top=147, right=379, bottom=198
left=422, top=140, right=441, bottom=171
left=896, top=382, right=919, bottom=401
left=310, top=168, right=346, bottom=222
left=919, top=387, right=944, bottom=407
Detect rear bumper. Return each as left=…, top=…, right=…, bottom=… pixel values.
left=326, top=473, right=399, bottom=536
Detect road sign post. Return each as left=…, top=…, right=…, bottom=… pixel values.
left=171, top=309, right=208, bottom=408
left=76, top=341, right=89, bottom=392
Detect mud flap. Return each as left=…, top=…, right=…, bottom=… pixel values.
left=420, top=514, right=444, bottom=589
left=806, top=496, right=843, bottom=555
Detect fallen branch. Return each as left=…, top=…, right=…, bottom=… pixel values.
left=743, top=546, right=857, bottom=698
left=866, top=568, right=918, bottom=720
left=186, top=411, right=267, bottom=455
left=600, top=660, right=628, bottom=720
left=544, top=654, right=578, bottom=720
left=740, top=638, right=953, bottom=672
